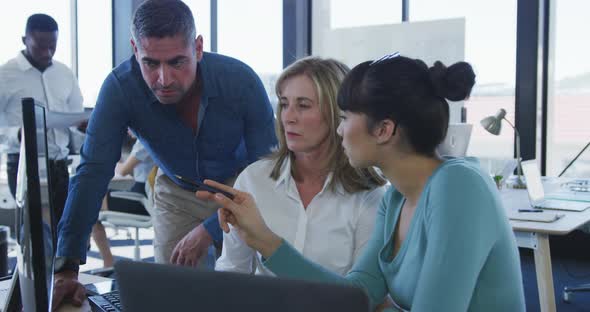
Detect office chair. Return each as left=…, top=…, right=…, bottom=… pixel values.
left=97, top=183, right=154, bottom=261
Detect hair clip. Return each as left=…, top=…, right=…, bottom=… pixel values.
left=369, top=52, right=400, bottom=66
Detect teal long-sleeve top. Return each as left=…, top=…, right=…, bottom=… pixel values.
left=263, top=157, right=525, bottom=311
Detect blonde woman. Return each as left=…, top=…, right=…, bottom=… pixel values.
left=215, top=57, right=386, bottom=275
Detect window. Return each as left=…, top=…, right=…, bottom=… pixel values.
left=77, top=0, right=112, bottom=108
left=312, top=1, right=403, bottom=67
left=546, top=1, right=590, bottom=177
left=0, top=0, right=73, bottom=67
left=184, top=0, right=212, bottom=52
left=412, top=0, right=517, bottom=166
left=329, top=0, right=401, bottom=29
left=217, top=0, right=283, bottom=109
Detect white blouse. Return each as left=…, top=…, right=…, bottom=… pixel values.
left=215, top=158, right=386, bottom=276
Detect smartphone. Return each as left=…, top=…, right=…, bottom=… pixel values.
left=174, top=175, right=235, bottom=200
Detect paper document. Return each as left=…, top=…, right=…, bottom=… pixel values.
left=508, top=211, right=564, bottom=223
left=45, top=111, right=91, bottom=128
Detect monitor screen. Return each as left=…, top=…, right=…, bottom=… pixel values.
left=14, top=98, right=55, bottom=312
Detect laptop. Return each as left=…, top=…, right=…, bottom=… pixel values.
left=113, top=260, right=369, bottom=312
left=437, top=123, right=473, bottom=157
left=521, top=160, right=590, bottom=212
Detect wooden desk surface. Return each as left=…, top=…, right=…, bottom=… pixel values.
left=502, top=187, right=590, bottom=235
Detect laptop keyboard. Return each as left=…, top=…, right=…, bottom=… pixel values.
left=88, top=290, right=122, bottom=312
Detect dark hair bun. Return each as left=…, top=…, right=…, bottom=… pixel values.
left=429, top=61, right=476, bottom=101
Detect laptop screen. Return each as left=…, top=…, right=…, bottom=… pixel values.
left=521, top=160, right=545, bottom=202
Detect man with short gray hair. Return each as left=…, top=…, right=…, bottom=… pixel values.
left=52, top=0, right=277, bottom=308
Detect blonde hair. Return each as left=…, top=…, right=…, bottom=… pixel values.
left=268, top=56, right=386, bottom=193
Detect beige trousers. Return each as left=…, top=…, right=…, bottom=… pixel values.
left=152, top=171, right=223, bottom=265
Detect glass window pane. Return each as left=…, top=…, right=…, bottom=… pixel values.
left=330, top=0, right=401, bottom=29
left=217, top=0, right=282, bottom=109
left=546, top=1, right=590, bottom=177
left=312, top=0, right=405, bottom=77
left=184, top=0, right=211, bottom=52
left=77, top=0, right=112, bottom=108
left=412, top=0, right=517, bottom=164
left=0, top=0, right=72, bottom=67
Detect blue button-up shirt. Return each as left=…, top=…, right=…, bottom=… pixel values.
left=57, top=52, right=277, bottom=262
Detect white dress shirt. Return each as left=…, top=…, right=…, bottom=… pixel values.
left=215, top=158, right=386, bottom=276
left=0, top=52, right=84, bottom=160
left=129, top=141, right=154, bottom=183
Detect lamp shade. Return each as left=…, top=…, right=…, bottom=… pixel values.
left=480, top=109, right=507, bottom=135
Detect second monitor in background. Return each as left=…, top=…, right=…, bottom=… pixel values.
left=437, top=123, right=473, bottom=157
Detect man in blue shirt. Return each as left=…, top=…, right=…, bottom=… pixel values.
left=52, top=0, right=276, bottom=308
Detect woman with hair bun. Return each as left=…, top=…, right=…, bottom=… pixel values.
left=197, top=54, right=526, bottom=312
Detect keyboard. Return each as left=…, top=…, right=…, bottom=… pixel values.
left=88, top=290, right=122, bottom=312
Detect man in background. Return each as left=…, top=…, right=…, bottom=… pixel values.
left=0, top=13, right=84, bottom=224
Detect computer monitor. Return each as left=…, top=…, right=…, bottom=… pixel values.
left=12, top=98, right=55, bottom=312
left=437, top=123, right=473, bottom=157
left=115, top=260, right=370, bottom=312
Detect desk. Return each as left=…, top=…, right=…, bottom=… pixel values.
left=502, top=185, right=590, bottom=312
left=0, top=273, right=110, bottom=311
left=57, top=273, right=112, bottom=312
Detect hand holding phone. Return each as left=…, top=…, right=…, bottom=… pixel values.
left=174, top=175, right=235, bottom=200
